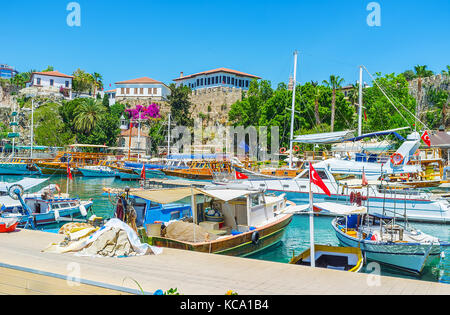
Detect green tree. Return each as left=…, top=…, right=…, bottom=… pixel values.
left=363, top=73, right=417, bottom=134
left=72, top=69, right=95, bottom=95
left=323, top=75, right=345, bottom=132
left=33, top=103, right=75, bottom=146
left=74, top=98, right=107, bottom=134
left=167, top=83, right=193, bottom=127
left=92, top=72, right=103, bottom=97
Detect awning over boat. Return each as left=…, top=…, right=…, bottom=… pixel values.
left=292, top=130, right=355, bottom=144
left=131, top=187, right=202, bottom=204
left=130, top=187, right=259, bottom=204
left=0, top=178, right=49, bottom=193
left=313, top=202, right=367, bottom=216
left=344, top=127, right=410, bottom=142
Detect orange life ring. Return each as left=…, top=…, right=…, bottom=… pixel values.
left=293, top=145, right=300, bottom=152
left=280, top=147, right=287, bottom=154
left=390, top=153, right=404, bottom=166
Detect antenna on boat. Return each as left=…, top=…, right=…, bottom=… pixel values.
left=289, top=50, right=298, bottom=169
left=358, top=66, right=363, bottom=137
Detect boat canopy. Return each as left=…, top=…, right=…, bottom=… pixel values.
left=130, top=186, right=260, bottom=204
left=344, top=127, right=410, bottom=142
left=292, top=130, right=355, bottom=144
left=313, top=202, right=367, bottom=216
left=0, top=178, right=49, bottom=194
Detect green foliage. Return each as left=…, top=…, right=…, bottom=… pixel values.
left=426, top=88, right=449, bottom=128
left=167, top=83, right=194, bottom=127
left=229, top=79, right=354, bottom=148
left=74, top=98, right=107, bottom=134
left=33, top=102, right=75, bottom=147
left=363, top=73, right=417, bottom=135
left=164, top=288, right=180, bottom=295
left=0, top=122, right=12, bottom=139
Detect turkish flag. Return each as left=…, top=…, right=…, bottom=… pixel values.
left=421, top=131, right=431, bottom=147
left=362, top=170, right=368, bottom=186
left=67, top=162, right=73, bottom=180
left=235, top=170, right=249, bottom=180
left=310, top=164, right=331, bottom=196
left=140, top=165, right=146, bottom=180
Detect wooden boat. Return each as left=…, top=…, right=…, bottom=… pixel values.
left=0, top=158, right=42, bottom=176
left=162, top=160, right=233, bottom=180
left=130, top=185, right=294, bottom=257
left=35, top=145, right=111, bottom=176
left=290, top=245, right=364, bottom=272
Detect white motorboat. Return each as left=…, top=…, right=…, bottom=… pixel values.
left=331, top=210, right=449, bottom=275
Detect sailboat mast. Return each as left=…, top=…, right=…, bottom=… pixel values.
left=309, top=170, right=316, bottom=268
left=358, top=66, right=363, bottom=137
left=167, top=113, right=171, bottom=158
left=289, top=51, right=298, bottom=169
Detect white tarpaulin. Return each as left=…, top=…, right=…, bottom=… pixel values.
left=0, top=178, right=49, bottom=193
left=292, top=130, right=355, bottom=144
left=43, top=219, right=162, bottom=257
left=283, top=202, right=367, bottom=216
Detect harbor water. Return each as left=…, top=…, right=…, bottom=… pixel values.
left=2, top=175, right=449, bottom=283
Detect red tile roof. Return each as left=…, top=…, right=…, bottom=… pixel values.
left=115, top=77, right=163, bottom=85
left=104, top=89, right=117, bottom=93
left=32, top=71, right=74, bottom=79
left=120, top=126, right=149, bottom=137
left=173, top=68, right=261, bottom=81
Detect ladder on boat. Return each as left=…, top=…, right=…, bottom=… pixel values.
left=439, top=246, right=450, bottom=284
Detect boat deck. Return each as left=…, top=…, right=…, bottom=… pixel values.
left=1, top=229, right=449, bottom=295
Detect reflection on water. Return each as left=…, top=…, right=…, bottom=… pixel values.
left=1, top=175, right=448, bottom=283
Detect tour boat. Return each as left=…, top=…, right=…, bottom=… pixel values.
left=233, top=161, right=450, bottom=224
left=162, top=160, right=233, bottom=180
left=129, top=185, right=294, bottom=257
left=78, top=165, right=117, bottom=177
left=0, top=158, right=42, bottom=176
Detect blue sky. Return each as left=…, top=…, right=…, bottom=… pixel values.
left=2, top=0, right=449, bottom=88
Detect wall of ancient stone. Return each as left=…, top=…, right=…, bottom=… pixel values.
left=189, top=86, right=244, bottom=126
left=408, top=73, right=450, bottom=113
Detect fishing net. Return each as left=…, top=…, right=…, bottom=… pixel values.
left=164, top=221, right=219, bottom=243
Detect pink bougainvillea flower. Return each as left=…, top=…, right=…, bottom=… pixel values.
left=126, top=103, right=161, bottom=121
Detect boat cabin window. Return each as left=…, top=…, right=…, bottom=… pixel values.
left=298, top=169, right=329, bottom=180
left=251, top=194, right=260, bottom=207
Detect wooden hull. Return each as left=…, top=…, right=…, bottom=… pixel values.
left=147, top=214, right=293, bottom=257
left=162, top=169, right=214, bottom=180
left=290, top=245, right=364, bottom=272
left=35, top=163, right=82, bottom=176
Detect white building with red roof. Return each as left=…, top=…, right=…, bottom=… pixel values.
left=173, top=67, right=261, bottom=91
left=28, top=70, right=74, bottom=99
left=115, top=77, right=170, bottom=101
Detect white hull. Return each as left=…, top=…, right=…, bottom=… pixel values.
left=332, top=219, right=443, bottom=274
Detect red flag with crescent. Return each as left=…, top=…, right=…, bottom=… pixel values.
left=309, top=164, right=331, bottom=196
left=141, top=165, right=146, bottom=180
left=67, top=161, right=73, bottom=180
left=235, top=170, right=249, bottom=180
left=421, top=131, right=431, bottom=147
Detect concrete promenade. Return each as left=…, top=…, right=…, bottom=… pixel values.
left=0, top=229, right=449, bottom=295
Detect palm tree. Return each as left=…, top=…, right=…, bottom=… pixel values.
left=442, top=65, right=450, bottom=77
left=91, top=72, right=103, bottom=97
left=311, top=81, right=321, bottom=125
left=347, top=82, right=360, bottom=108
left=323, top=75, right=344, bottom=131
left=74, top=98, right=106, bottom=134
